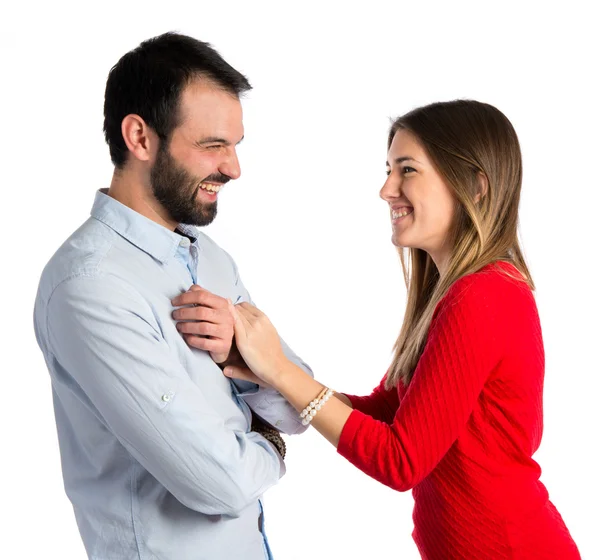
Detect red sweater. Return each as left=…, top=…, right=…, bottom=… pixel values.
left=338, top=262, right=580, bottom=559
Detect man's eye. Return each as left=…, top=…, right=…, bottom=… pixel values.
left=200, top=144, right=223, bottom=150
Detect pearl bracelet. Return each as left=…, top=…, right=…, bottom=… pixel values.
left=300, top=388, right=335, bottom=426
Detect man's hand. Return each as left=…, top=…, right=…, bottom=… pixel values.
left=171, top=285, right=234, bottom=364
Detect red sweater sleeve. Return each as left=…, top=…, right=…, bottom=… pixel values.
left=342, top=373, right=400, bottom=424
left=337, top=271, right=510, bottom=492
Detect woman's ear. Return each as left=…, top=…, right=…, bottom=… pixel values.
left=474, top=172, right=489, bottom=204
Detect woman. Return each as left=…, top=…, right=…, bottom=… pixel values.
left=224, top=100, right=581, bottom=558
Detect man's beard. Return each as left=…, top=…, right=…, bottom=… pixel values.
left=150, top=144, right=225, bottom=227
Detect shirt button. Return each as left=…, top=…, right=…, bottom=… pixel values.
left=179, top=238, right=190, bottom=247
left=161, top=393, right=171, bottom=402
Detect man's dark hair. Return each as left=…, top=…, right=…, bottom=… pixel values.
left=103, top=32, right=251, bottom=168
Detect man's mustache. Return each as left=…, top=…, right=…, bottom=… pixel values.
left=202, top=173, right=231, bottom=185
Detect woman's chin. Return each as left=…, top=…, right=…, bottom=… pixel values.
left=391, top=233, right=412, bottom=249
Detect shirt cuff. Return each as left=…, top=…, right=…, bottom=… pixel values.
left=264, top=441, right=286, bottom=478
left=231, top=379, right=260, bottom=396
left=241, top=390, right=304, bottom=434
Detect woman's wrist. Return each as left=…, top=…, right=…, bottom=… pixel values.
left=268, top=356, right=295, bottom=389
left=272, top=362, right=324, bottom=411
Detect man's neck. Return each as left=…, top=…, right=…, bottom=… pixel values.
left=107, top=169, right=177, bottom=231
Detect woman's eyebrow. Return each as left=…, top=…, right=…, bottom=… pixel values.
left=386, top=156, right=419, bottom=166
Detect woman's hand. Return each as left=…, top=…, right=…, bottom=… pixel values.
left=225, top=301, right=289, bottom=386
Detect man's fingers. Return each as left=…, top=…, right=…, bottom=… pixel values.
left=177, top=321, right=229, bottom=337
left=171, top=287, right=227, bottom=309
left=183, top=334, right=228, bottom=353
left=223, top=366, right=268, bottom=387
left=172, top=306, right=224, bottom=323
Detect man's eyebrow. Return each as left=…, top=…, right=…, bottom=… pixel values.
left=196, top=135, right=245, bottom=146
left=385, top=156, right=420, bottom=166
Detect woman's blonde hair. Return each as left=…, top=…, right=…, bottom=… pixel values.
left=386, top=100, right=533, bottom=389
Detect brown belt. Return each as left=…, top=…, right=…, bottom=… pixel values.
left=258, top=510, right=264, bottom=532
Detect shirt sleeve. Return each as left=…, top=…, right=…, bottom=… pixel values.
left=336, top=274, right=508, bottom=492
left=228, top=258, right=315, bottom=435
left=341, top=372, right=400, bottom=424
left=46, top=273, right=284, bottom=518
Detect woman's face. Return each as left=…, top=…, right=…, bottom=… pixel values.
left=380, top=129, right=456, bottom=272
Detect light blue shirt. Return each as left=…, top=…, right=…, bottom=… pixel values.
left=33, top=190, right=313, bottom=560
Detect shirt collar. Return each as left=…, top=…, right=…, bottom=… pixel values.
left=90, top=189, right=199, bottom=264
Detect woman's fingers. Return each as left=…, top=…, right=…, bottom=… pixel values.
left=237, top=302, right=263, bottom=318
left=228, top=300, right=249, bottom=336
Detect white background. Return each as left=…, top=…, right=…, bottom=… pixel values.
left=2, top=1, right=599, bottom=558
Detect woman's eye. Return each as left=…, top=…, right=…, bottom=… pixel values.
left=385, top=169, right=391, bottom=176
left=402, top=166, right=416, bottom=174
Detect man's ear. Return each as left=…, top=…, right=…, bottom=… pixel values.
left=474, top=172, right=489, bottom=204
left=121, top=114, right=156, bottom=163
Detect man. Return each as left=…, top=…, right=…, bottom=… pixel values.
left=33, top=32, right=312, bottom=560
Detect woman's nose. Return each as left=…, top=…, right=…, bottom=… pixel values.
left=380, top=177, right=400, bottom=202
